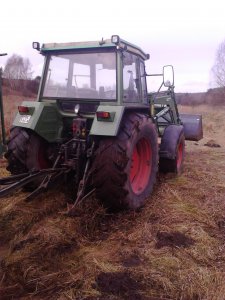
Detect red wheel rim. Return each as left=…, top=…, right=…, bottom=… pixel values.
left=129, top=138, right=152, bottom=195
left=176, top=142, right=183, bottom=170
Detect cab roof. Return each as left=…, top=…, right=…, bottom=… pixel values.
left=41, top=36, right=149, bottom=60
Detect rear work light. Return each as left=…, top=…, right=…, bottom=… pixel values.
left=18, top=106, right=29, bottom=113
left=96, top=111, right=115, bottom=122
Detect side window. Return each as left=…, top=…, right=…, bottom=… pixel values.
left=123, top=52, right=140, bottom=102
left=140, top=61, right=148, bottom=103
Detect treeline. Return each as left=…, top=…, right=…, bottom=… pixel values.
left=2, top=80, right=225, bottom=105
left=2, top=53, right=40, bottom=97
left=2, top=77, right=40, bottom=97
left=176, top=87, right=225, bottom=106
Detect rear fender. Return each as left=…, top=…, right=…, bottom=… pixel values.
left=90, top=105, right=151, bottom=136
left=90, top=105, right=125, bottom=136
left=159, top=125, right=184, bottom=159
left=12, top=101, right=63, bottom=142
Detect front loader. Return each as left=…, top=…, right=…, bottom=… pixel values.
left=0, top=36, right=203, bottom=211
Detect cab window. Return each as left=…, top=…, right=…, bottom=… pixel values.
left=123, top=52, right=140, bottom=102
left=140, top=61, right=148, bottom=103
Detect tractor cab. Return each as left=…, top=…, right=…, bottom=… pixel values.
left=34, top=35, right=150, bottom=115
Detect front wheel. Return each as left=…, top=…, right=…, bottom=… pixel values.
left=159, top=130, right=185, bottom=174
left=90, top=113, right=158, bottom=210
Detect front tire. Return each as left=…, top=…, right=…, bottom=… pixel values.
left=159, top=131, right=185, bottom=174
left=90, top=113, right=158, bottom=210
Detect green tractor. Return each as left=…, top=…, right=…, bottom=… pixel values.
left=0, top=36, right=203, bottom=211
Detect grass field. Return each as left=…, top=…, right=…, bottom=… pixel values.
left=0, top=103, right=225, bottom=299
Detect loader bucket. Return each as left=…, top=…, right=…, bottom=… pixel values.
left=180, top=114, right=203, bottom=141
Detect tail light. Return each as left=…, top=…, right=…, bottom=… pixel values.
left=18, top=106, right=29, bottom=113
left=96, top=111, right=115, bottom=121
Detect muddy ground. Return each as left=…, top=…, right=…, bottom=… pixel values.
left=0, top=104, right=225, bottom=299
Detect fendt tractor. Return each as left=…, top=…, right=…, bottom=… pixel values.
left=0, top=36, right=203, bottom=213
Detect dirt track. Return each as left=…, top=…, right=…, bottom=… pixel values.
left=0, top=105, right=225, bottom=299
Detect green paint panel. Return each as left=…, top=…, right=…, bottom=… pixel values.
left=13, top=101, right=63, bottom=142
left=90, top=105, right=125, bottom=136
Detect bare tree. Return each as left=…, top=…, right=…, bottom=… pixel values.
left=211, top=40, right=225, bottom=88
left=3, top=54, right=33, bottom=90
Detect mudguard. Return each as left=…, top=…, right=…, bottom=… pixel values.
left=12, top=101, right=63, bottom=142
left=159, top=125, right=184, bottom=160
left=90, top=105, right=125, bottom=136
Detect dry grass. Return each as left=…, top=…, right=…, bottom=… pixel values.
left=179, top=104, right=225, bottom=147
left=0, top=104, right=225, bottom=299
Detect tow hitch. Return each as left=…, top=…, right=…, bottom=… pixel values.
left=0, top=168, right=68, bottom=200
left=0, top=138, right=95, bottom=214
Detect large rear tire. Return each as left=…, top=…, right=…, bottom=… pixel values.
left=90, top=113, right=158, bottom=210
left=5, top=127, right=51, bottom=187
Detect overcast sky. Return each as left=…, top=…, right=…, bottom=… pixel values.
left=1, top=0, right=225, bottom=92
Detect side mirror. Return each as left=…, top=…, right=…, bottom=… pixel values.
left=163, top=65, right=174, bottom=87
